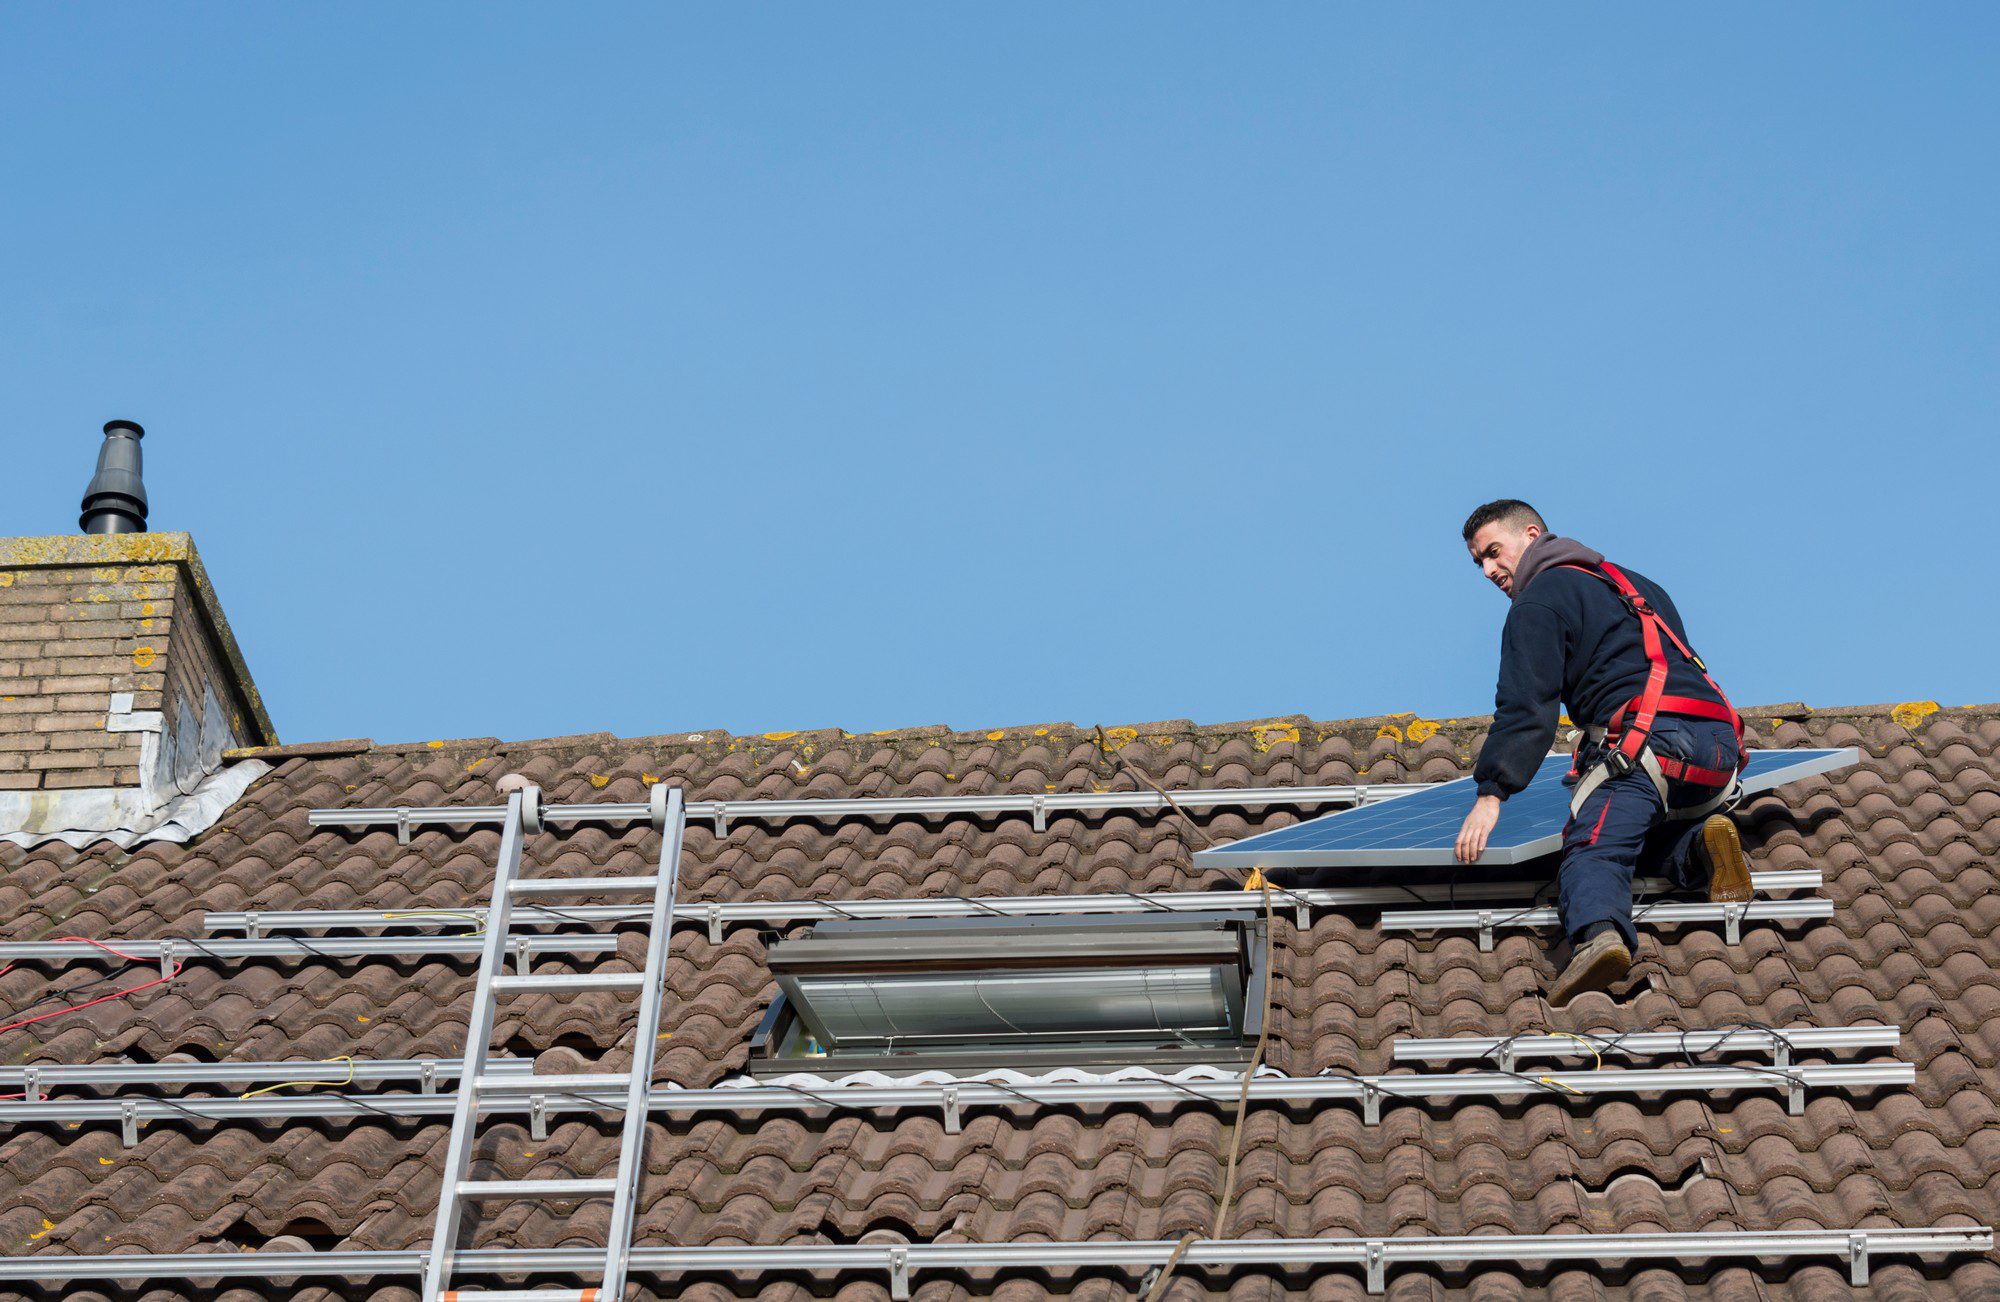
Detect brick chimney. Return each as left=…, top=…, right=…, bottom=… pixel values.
left=0, top=426, right=276, bottom=839
left=0, top=532, right=276, bottom=800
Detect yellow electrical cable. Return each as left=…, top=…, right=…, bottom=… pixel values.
left=1550, top=1031, right=1604, bottom=1071
left=242, top=1056, right=356, bottom=1099
left=1525, top=1031, right=1602, bottom=1094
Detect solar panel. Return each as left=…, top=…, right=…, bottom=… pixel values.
left=1193, top=748, right=1859, bottom=870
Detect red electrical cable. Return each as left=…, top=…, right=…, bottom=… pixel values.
left=0, top=936, right=184, bottom=1040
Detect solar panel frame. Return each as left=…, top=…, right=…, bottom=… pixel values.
left=1193, top=747, right=1859, bottom=870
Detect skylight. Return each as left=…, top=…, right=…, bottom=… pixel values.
left=749, top=912, right=1268, bottom=1075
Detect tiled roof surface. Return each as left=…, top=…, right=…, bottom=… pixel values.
left=0, top=703, right=1996, bottom=1298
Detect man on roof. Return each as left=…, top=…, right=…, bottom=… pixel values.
left=1454, top=499, right=1754, bottom=1005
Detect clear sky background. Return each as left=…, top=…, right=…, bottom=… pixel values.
left=3, top=7, right=1994, bottom=745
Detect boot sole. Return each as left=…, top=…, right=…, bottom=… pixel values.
left=1550, top=939, right=1632, bottom=1007
left=1704, top=815, right=1752, bottom=903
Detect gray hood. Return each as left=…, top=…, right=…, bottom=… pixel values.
left=1511, top=534, right=1604, bottom=602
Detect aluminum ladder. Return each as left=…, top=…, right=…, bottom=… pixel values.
left=421, top=781, right=686, bottom=1302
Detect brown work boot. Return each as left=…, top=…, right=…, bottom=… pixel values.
left=1549, top=929, right=1632, bottom=1006
left=1698, top=814, right=1752, bottom=903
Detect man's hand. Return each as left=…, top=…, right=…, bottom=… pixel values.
left=1455, top=794, right=1502, bottom=864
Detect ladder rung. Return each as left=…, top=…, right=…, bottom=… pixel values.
left=440, top=1291, right=602, bottom=1302
left=477, top=1072, right=631, bottom=1094
left=510, top=875, right=662, bottom=896
left=490, top=972, right=646, bottom=994
left=456, top=1176, right=619, bottom=1199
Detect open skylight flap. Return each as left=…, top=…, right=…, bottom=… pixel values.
left=1194, top=747, right=1860, bottom=871
left=776, top=912, right=1254, bottom=967
left=752, top=912, right=1267, bottom=1076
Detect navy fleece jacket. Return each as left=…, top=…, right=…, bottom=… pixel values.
left=1471, top=541, right=1726, bottom=800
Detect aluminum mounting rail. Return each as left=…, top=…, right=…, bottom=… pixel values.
left=0, top=1226, right=1983, bottom=1295
left=202, top=869, right=1824, bottom=944
left=1392, top=1025, right=1901, bottom=1073
left=0, top=1061, right=1915, bottom=1145
left=1380, top=897, right=1835, bottom=951
left=0, top=933, right=619, bottom=977
left=0, top=1057, right=533, bottom=1101
left=307, top=782, right=1432, bottom=841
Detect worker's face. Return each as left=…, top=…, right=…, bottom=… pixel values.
left=1467, top=521, right=1543, bottom=597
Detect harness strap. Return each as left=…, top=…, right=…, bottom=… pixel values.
left=1558, top=560, right=1746, bottom=821
left=1568, top=739, right=1740, bottom=821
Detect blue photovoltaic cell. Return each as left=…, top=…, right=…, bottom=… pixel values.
left=1192, top=748, right=1858, bottom=870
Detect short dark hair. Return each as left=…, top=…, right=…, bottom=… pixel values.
left=1461, top=499, right=1547, bottom=543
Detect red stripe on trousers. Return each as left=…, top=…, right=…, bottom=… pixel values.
left=1587, top=796, right=1614, bottom=846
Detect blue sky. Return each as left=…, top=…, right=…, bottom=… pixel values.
left=3, top=7, right=1994, bottom=744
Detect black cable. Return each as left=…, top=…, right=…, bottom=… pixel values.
left=1487, top=1022, right=1815, bottom=1095
left=1111, top=889, right=1175, bottom=914
left=959, top=1078, right=1048, bottom=1111
left=941, top=894, right=1009, bottom=918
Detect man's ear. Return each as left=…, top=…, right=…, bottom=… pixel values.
left=1522, top=524, right=1544, bottom=544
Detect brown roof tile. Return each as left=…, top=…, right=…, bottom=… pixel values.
left=2, top=704, right=1997, bottom=1294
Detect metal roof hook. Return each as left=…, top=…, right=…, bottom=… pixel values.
left=887, top=1245, right=911, bottom=1301
left=650, top=782, right=670, bottom=831
left=1722, top=901, right=1747, bottom=945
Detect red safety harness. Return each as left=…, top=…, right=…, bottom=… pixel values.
left=1558, top=561, right=1747, bottom=819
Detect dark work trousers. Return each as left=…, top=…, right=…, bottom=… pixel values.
left=1557, top=716, right=1743, bottom=948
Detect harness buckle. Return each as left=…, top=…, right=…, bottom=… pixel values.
left=1602, top=749, right=1635, bottom=779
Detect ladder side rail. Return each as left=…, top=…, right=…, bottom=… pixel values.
left=421, top=787, right=533, bottom=1301
left=600, top=786, right=687, bottom=1300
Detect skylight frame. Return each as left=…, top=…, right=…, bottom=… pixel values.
left=749, top=912, right=1270, bottom=1076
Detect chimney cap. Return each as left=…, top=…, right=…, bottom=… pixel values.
left=80, top=418, right=150, bottom=535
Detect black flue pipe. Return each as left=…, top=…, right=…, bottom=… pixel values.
left=79, top=420, right=149, bottom=535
